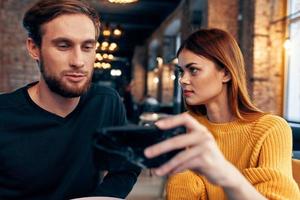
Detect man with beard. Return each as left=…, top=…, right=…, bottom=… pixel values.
left=0, top=0, right=140, bottom=199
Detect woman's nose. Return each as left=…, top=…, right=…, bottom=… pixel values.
left=179, top=73, right=190, bottom=85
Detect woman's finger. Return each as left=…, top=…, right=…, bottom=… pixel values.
left=145, top=130, right=211, bottom=158
left=154, top=144, right=208, bottom=175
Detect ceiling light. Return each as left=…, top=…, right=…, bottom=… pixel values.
left=95, top=53, right=103, bottom=61
left=103, top=29, right=111, bottom=37
left=111, top=69, right=122, bottom=76
left=108, top=43, right=118, bottom=52
left=103, top=53, right=109, bottom=59
left=113, top=26, right=122, bottom=37
left=101, top=46, right=107, bottom=51
left=101, top=41, right=109, bottom=47
left=102, top=23, right=111, bottom=37
left=108, top=54, right=114, bottom=60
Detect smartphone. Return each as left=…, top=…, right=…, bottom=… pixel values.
left=95, top=124, right=186, bottom=169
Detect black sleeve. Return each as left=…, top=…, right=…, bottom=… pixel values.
left=93, top=165, right=141, bottom=198
left=94, top=92, right=141, bottom=198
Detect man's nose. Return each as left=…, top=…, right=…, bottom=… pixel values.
left=69, top=47, right=84, bottom=68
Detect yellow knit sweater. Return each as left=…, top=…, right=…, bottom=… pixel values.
left=166, top=113, right=300, bottom=200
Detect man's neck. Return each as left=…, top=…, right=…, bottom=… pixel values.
left=28, top=81, right=80, bottom=118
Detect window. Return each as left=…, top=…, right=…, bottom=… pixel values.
left=284, top=0, right=300, bottom=123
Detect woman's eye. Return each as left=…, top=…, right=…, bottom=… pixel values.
left=190, top=67, right=199, bottom=75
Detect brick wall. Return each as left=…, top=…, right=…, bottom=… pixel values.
left=207, top=0, right=239, bottom=39
left=206, top=0, right=286, bottom=114
left=0, top=0, right=39, bottom=93
left=253, top=0, right=286, bottom=114
left=131, top=46, right=146, bottom=102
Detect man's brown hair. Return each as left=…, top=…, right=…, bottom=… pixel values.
left=23, top=0, right=100, bottom=46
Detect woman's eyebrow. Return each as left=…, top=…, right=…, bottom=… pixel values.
left=177, top=62, right=197, bottom=69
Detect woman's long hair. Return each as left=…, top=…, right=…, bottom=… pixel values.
left=177, top=28, right=264, bottom=120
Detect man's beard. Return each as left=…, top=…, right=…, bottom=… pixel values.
left=39, top=60, right=92, bottom=98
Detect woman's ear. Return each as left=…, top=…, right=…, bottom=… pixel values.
left=222, top=69, right=232, bottom=83
left=26, top=38, right=40, bottom=61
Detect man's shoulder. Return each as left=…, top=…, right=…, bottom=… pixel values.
left=0, top=87, right=25, bottom=109
left=88, top=84, right=120, bottom=99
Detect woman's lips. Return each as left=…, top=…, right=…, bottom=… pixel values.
left=183, top=90, right=194, bottom=97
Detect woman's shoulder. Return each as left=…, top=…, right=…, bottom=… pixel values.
left=251, top=114, right=292, bottom=139
left=256, top=114, right=290, bottom=128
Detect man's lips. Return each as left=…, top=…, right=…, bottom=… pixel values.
left=64, top=73, right=87, bottom=82
left=65, top=73, right=86, bottom=77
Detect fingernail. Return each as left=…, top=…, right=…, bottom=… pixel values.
left=155, top=120, right=165, bottom=127
left=144, top=149, right=151, bottom=157
left=155, top=169, right=163, bottom=176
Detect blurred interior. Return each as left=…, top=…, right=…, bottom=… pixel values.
left=0, top=0, right=300, bottom=199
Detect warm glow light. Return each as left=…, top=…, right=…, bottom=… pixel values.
left=108, top=54, right=114, bottom=60
left=113, top=28, right=122, bottom=36
left=108, top=0, right=138, bottom=4
left=96, top=53, right=103, bottom=61
left=284, top=39, right=291, bottom=50
left=103, top=63, right=111, bottom=69
left=103, top=53, right=108, bottom=59
left=94, top=62, right=101, bottom=68
left=171, top=74, right=176, bottom=80
left=153, top=77, right=159, bottom=84
left=108, top=43, right=118, bottom=51
left=103, top=29, right=111, bottom=37
left=94, top=62, right=111, bottom=69
left=156, top=57, right=163, bottom=67
left=101, top=41, right=109, bottom=47
left=110, top=69, right=122, bottom=76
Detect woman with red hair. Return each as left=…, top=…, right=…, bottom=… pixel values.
left=145, top=28, right=300, bottom=199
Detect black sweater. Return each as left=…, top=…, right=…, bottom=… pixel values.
left=0, top=83, right=140, bottom=200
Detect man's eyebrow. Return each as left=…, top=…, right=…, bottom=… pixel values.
left=51, top=37, right=72, bottom=44
left=51, top=38, right=96, bottom=44
left=82, top=39, right=97, bottom=44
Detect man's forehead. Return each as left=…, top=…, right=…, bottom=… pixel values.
left=41, top=14, right=96, bottom=41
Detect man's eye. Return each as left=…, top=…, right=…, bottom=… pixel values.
left=84, top=45, right=93, bottom=49
left=83, top=45, right=95, bottom=51
left=57, top=43, right=69, bottom=49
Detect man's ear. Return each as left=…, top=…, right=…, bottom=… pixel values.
left=26, top=38, right=40, bottom=61
left=222, top=68, right=232, bottom=83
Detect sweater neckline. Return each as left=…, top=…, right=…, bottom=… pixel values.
left=190, top=113, right=249, bottom=133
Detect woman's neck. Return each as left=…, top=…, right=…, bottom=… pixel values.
left=205, top=89, right=234, bottom=123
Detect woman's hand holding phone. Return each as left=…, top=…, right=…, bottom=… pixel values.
left=144, top=113, right=239, bottom=187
